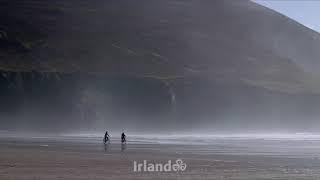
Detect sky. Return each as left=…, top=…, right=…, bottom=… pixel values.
left=255, top=0, right=320, bottom=33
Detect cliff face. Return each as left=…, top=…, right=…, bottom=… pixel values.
left=1, top=0, right=320, bottom=132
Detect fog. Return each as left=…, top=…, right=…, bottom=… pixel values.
left=1, top=71, right=320, bottom=135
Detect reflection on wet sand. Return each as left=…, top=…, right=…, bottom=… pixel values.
left=121, top=143, right=127, bottom=152
left=104, top=143, right=110, bottom=152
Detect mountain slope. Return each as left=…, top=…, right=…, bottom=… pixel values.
left=0, top=0, right=319, bottom=93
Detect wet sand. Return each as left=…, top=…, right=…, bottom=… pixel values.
left=1, top=136, right=320, bottom=179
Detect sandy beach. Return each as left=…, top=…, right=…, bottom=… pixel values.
left=1, top=136, right=320, bottom=180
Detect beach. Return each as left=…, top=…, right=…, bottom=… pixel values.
left=1, top=135, right=320, bottom=179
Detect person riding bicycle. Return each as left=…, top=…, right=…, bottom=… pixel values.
left=103, top=131, right=110, bottom=143
left=121, top=132, right=126, bottom=143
